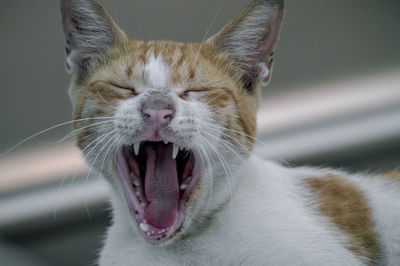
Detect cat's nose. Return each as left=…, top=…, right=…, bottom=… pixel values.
left=142, top=108, right=174, bottom=127
left=141, top=91, right=175, bottom=129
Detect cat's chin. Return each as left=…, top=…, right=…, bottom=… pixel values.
left=114, top=141, right=200, bottom=244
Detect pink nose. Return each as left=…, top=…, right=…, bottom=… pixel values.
left=142, top=108, right=174, bottom=127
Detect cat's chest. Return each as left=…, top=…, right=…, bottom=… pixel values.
left=101, top=166, right=364, bottom=266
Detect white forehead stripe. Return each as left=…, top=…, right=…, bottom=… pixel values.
left=145, top=55, right=170, bottom=88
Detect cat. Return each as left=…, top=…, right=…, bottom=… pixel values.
left=59, top=0, right=400, bottom=265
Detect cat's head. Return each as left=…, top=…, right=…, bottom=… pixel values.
left=60, top=0, right=284, bottom=245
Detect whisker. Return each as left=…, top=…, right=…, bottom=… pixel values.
left=73, top=130, right=116, bottom=185
left=99, top=137, right=119, bottom=177
left=202, top=130, right=258, bottom=190
left=193, top=141, right=214, bottom=226
left=54, top=130, right=115, bottom=218
left=205, top=92, right=227, bottom=105
left=203, top=130, right=245, bottom=163
left=205, top=127, right=249, bottom=153
left=66, top=131, right=114, bottom=187
left=198, top=134, right=234, bottom=220
left=202, top=122, right=256, bottom=141
left=202, top=122, right=291, bottom=165
left=83, top=132, right=117, bottom=209
left=1, top=117, right=114, bottom=157
left=56, top=120, right=115, bottom=145
left=194, top=0, right=226, bottom=63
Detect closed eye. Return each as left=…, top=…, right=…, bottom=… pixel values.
left=180, top=88, right=211, bottom=99
left=109, top=82, right=138, bottom=96
left=185, top=88, right=210, bottom=93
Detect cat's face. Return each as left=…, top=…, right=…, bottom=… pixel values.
left=61, top=0, right=283, bottom=245
left=73, top=41, right=258, bottom=243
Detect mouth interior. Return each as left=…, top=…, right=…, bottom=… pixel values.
left=116, top=141, right=196, bottom=241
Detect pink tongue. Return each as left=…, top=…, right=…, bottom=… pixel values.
left=144, top=144, right=179, bottom=228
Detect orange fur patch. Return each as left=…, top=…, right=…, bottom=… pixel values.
left=304, top=175, right=381, bottom=264
left=381, top=170, right=400, bottom=182
left=125, top=64, right=133, bottom=78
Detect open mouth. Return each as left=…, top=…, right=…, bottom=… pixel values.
left=115, top=141, right=200, bottom=243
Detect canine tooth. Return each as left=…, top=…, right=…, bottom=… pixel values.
left=164, top=140, right=168, bottom=144
left=140, top=223, right=149, bottom=232
left=172, top=144, right=179, bottom=159
left=133, top=142, right=140, bottom=155
left=133, top=180, right=140, bottom=186
left=136, top=191, right=140, bottom=196
left=180, top=184, right=188, bottom=190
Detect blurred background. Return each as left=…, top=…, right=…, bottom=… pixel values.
left=0, top=0, right=399, bottom=265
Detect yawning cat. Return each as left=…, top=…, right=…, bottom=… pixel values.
left=59, top=0, right=400, bottom=265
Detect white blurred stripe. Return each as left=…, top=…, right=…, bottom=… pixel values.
left=258, top=69, right=400, bottom=134
left=0, top=143, right=87, bottom=193
left=259, top=108, right=400, bottom=160
left=0, top=178, right=108, bottom=227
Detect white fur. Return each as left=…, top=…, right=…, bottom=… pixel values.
left=258, top=62, right=271, bottom=86
left=144, top=55, right=170, bottom=89
left=99, top=157, right=388, bottom=265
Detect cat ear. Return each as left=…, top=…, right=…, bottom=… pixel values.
left=60, top=0, right=126, bottom=80
left=207, top=0, right=284, bottom=91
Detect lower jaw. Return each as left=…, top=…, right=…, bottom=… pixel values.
left=129, top=184, right=199, bottom=244
left=134, top=203, right=186, bottom=243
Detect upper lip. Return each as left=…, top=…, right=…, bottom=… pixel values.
left=130, top=141, right=181, bottom=160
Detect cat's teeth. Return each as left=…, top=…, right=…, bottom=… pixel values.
left=164, top=140, right=168, bottom=144
left=172, top=144, right=179, bottom=159
left=133, top=179, right=140, bottom=186
left=180, top=176, right=191, bottom=190
left=133, top=142, right=140, bottom=155
left=140, top=222, right=149, bottom=232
